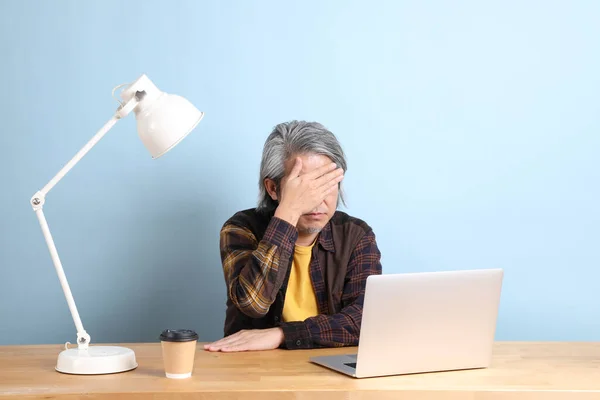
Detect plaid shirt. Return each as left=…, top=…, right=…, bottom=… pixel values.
left=219, top=208, right=382, bottom=349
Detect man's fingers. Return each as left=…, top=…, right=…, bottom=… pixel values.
left=206, top=336, right=250, bottom=352
left=211, top=334, right=240, bottom=346
left=220, top=343, right=250, bottom=352
left=209, top=336, right=247, bottom=350
left=204, top=328, right=282, bottom=353
left=315, top=168, right=344, bottom=189
left=203, top=332, right=244, bottom=350
left=205, top=341, right=229, bottom=351
left=205, top=341, right=237, bottom=351
left=306, top=162, right=338, bottom=179
left=289, top=157, right=303, bottom=178
left=220, top=334, right=263, bottom=352
left=320, top=174, right=344, bottom=195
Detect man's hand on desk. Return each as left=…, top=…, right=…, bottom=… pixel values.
left=203, top=327, right=284, bottom=352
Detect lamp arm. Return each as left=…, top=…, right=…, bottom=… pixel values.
left=29, top=97, right=139, bottom=350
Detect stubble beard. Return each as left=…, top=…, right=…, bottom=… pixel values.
left=298, top=227, right=322, bottom=235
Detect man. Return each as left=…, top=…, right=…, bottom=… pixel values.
left=204, top=121, right=382, bottom=352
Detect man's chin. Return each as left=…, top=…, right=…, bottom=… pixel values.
left=297, top=213, right=332, bottom=235
left=297, top=225, right=323, bottom=235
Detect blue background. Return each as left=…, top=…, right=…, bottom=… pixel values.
left=1, top=0, right=599, bottom=345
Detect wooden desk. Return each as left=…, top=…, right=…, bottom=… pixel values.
left=1, top=342, right=599, bottom=399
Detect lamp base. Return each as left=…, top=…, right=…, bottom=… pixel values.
left=56, top=345, right=138, bottom=375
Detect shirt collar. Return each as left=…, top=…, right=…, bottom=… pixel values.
left=317, top=220, right=335, bottom=253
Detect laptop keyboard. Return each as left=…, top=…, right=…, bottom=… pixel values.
left=344, top=362, right=357, bottom=369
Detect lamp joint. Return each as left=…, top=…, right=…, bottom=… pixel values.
left=30, top=191, right=45, bottom=211
left=77, top=331, right=91, bottom=350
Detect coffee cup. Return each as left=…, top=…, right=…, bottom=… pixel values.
left=159, top=329, right=198, bottom=379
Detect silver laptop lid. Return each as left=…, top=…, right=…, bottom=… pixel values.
left=355, top=269, right=503, bottom=378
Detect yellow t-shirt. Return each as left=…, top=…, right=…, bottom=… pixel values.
left=282, top=241, right=319, bottom=322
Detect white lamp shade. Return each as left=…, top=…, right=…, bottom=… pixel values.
left=120, top=74, right=204, bottom=159
left=135, top=93, right=204, bottom=159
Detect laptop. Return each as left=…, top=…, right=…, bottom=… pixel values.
left=310, top=268, right=504, bottom=378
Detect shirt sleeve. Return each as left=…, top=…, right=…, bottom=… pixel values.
left=220, top=217, right=298, bottom=318
left=279, top=229, right=382, bottom=349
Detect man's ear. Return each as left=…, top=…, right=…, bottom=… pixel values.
left=264, top=178, right=278, bottom=201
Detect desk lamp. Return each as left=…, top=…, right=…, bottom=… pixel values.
left=29, top=74, right=204, bottom=374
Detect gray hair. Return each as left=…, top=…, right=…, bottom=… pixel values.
left=257, top=120, right=347, bottom=213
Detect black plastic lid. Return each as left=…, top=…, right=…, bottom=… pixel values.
left=159, top=329, right=199, bottom=342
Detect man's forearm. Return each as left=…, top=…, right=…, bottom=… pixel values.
left=222, top=217, right=298, bottom=318
left=278, top=304, right=362, bottom=349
